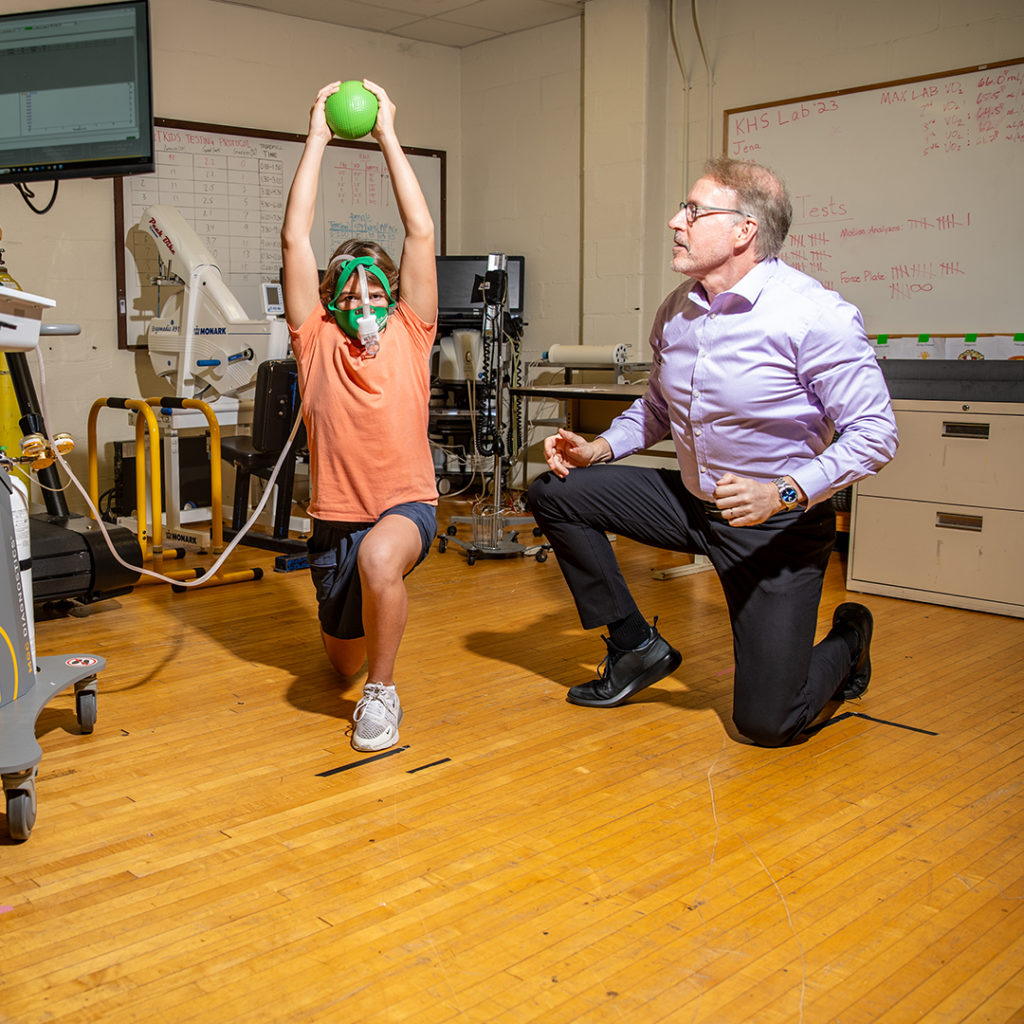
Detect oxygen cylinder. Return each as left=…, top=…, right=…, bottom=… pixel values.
left=9, top=472, right=35, bottom=669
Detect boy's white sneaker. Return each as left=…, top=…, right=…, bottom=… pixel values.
left=352, top=683, right=402, bottom=751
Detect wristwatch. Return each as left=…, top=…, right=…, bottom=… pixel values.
left=773, top=477, right=801, bottom=511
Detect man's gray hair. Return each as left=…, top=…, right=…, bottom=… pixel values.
left=704, top=157, right=792, bottom=260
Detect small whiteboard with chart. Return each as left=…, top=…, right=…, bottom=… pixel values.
left=114, top=117, right=445, bottom=348
left=724, top=59, right=1023, bottom=337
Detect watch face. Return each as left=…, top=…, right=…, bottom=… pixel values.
left=780, top=485, right=798, bottom=505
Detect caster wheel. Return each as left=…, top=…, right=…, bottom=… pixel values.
left=468, top=554, right=476, bottom=566
left=76, top=690, right=97, bottom=734
left=446, top=525, right=457, bottom=536
left=533, top=527, right=543, bottom=537
left=536, top=550, right=548, bottom=562
left=6, top=785, right=37, bottom=842
left=438, top=537, right=447, bottom=553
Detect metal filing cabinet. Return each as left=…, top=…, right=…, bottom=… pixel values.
left=847, top=398, right=1024, bottom=618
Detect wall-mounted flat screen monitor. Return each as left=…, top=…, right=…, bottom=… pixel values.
left=436, top=255, right=525, bottom=317
left=0, top=0, right=154, bottom=185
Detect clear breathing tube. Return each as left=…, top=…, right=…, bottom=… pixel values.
left=355, top=262, right=380, bottom=356
left=30, top=345, right=303, bottom=588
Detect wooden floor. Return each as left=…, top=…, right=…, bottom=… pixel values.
left=3, top=496, right=1023, bottom=1023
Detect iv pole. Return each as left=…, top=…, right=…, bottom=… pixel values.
left=439, top=253, right=544, bottom=565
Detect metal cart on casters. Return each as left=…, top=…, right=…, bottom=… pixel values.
left=0, top=284, right=105, bottom=841
left=437, top=253, right=549, bottom=566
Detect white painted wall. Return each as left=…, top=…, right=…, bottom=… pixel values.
left=459, top=17, right=582, bottom=358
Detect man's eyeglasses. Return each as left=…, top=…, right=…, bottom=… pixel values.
left=679, top=201, right=754, bottom=225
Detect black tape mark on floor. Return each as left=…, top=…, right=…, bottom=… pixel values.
left=317, top=745, right=410, bottom=776
left=407, top=758, right=451, bottom=774
left=804, top=710, right=938, bottom=737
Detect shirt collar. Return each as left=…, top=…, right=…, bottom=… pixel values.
left=688, top=258, right=776, bottom=312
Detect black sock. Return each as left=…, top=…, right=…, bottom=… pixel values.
left=608, top=611, right=651, bottom=651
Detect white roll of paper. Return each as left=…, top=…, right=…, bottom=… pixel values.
left=544, top=343, right=629, bottom=366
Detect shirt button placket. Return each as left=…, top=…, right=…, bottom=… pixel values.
left=694, top=308, right=716, bottom=490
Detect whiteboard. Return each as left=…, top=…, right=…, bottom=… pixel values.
left=724, top=60, right=1023, bottom=335
left=114, top=118, right=445, bottom=348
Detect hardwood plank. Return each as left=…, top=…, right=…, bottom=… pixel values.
left=1, top=500, right=1020, bottom=1023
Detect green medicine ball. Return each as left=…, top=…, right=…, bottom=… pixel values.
left=324, top=81, right=379, bottom=140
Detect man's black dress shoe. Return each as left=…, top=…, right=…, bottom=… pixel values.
left=567, top=623, right=682, bottom=708
left=832, top=602, right=873, bottom=700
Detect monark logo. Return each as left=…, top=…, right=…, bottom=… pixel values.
left=196, top=327, right=227, bottom=335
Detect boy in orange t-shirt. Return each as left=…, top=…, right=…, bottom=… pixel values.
left=281, top=79, right=438, bottom=752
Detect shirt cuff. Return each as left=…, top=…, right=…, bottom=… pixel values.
left=791, top=465, right=832, bottom=508
left=598, top=423, right=634, bottom=461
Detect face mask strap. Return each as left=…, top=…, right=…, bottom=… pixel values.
left=326, top=256, right=395, bottom=353
left=327, top=256, right=396, bottom=313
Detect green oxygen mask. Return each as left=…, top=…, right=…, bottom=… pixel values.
left=326, top=256, right=396, bottom=355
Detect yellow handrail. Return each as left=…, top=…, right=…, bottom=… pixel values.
left=87, top=397, right=162, bottom=554
left=144, top=396, right=224, bottom=554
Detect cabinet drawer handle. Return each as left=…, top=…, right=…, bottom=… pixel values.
left=941, top=421, right=990, bottom=439
left=935, top=512, right=983, bottom=532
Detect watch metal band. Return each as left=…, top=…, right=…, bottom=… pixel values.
left=773, top=476, right=800, bottom=511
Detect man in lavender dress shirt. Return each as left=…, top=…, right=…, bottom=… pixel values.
left=527, top=157, right=898, bottom=747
